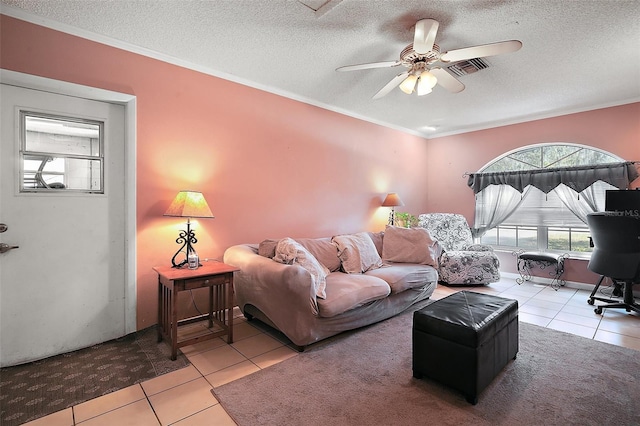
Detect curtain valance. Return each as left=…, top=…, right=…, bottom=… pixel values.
left=467, top=161, right=639, bottom=194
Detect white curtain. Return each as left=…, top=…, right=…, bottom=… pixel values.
left=473, top=185, right=532, bottom=237
left=553, top=181, right=615, bottom=224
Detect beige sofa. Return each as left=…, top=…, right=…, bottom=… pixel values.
left=223, top=228, right=439, bottom=350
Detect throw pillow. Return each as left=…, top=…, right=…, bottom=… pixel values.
left=273, top=237, right=328, bottom=299
left=331, top=232, right=383, bottom=274
left=382, top=225, right=441, bottom=267
left=367, top=231, right=384, bottom=257
left=258, top=239, right=279, bottom=258
left=296, top=237, right=342, bottom=272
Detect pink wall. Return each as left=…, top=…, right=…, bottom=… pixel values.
left=1, top=16, right=430, bottom=328
left=425, top=103, right=640, bottom=283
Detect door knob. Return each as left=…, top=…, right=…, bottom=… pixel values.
left=0, top=243, right=19, bottom=253
left=0, top=224, right=7, bottom=233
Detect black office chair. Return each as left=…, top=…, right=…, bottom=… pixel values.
left=586, top=212, right=640, bottom=315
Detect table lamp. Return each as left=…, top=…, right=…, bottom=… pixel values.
left=164, top=190, right=214, bottom=268
left=382, top=192, right=404, bottom=226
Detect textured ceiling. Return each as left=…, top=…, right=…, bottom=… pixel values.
left=2, top=0, right=639, bottom=138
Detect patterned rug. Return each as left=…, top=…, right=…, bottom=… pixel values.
left=0, top=326, right=189, bottom=425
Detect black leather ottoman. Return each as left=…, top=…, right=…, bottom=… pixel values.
left=412, top=291, right=518, bottom=404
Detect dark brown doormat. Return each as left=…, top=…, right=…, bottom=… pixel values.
left=0, top=326, right=189, bottom=426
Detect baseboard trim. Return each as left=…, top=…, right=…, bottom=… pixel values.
left=500, top=272, right=595, bottom=291
left=500, top=272, right=640, bottom=297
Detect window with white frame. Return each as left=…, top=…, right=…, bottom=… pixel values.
left=469, top=143, right=637, bottom=254
left=20, top=112, right=104, bottom=193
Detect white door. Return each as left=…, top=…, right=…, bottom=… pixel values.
left=0, top=84, right=126, bottom=367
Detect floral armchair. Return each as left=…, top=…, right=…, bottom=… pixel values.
left=417, top=213, right=500, bottom=285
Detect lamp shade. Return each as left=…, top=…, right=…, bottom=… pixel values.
left=418, top=70, right=438, bottom=90
left=399, top=74, right=418, bottom=94
left=164, top=190, right=214, bottom=218
left=382, top=193, right=405, bottom=207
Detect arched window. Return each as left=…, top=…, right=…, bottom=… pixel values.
left=472, top=143, right=633, bottom=254
left=479, top=143, right=621, bottom=172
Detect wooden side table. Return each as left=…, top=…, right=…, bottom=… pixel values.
left=153, top=261, right=239, bottom=360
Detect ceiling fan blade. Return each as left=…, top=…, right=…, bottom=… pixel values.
left=373, top=72, right=410, bottom=100
left=413, top=19, right=439, bottom=54
left=336, top=61, right=401, bottom=72
left=440, top=40, right=522, bottom=62
left=430, top=68, right=465, bottom=93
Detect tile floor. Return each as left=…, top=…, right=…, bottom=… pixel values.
left=24, top=277, right=640, bottom=426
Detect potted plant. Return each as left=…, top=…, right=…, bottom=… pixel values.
left=395, top=212, right=418, bottom=228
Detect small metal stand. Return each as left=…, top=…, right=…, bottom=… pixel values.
left=513, top=250, right=568, bottom=290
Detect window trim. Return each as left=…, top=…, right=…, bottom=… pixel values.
left=19, top=110, right=105, bottom=194
left=477, top=142, right=623, bottom=172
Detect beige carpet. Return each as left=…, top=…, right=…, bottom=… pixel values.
left=214, top=307, right=640, bottom=425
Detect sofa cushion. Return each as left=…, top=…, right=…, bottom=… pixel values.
left=382, top=226, right=441, bottom=267
left=273, top=237, right=329, bottom=299
left=332, top=232, right=383, bottom=273
left=439, top=250, right=501, bottom=285
left=317, top=272, right=390, bottom=318
left=296, top=237, right=342, bottom=272
left=365, top=263, right=439, bottom=294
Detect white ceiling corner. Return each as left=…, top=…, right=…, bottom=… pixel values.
left=298, top=0, right=342, bottom=14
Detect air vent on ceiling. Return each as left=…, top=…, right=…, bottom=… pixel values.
left=447, top=58, right=489, bottom=77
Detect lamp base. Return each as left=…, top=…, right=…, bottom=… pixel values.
left=388, top=208, right=396, bottom=226
left=170, top=245, right=189, bottom=268
left=170, top=220, right=200, bottom=268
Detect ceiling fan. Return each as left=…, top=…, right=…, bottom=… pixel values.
left=336, top=19, right=522, bottom=99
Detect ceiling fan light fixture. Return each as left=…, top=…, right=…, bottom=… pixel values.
left=417, top=70, right=438, bottom=95
left=399, top=74, right=418, bottom=94
left=416, top=85, right=432, bottom=96
left=419, top=70, right=438, bottom=88
left=335, top=18, right=521, bottom=100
